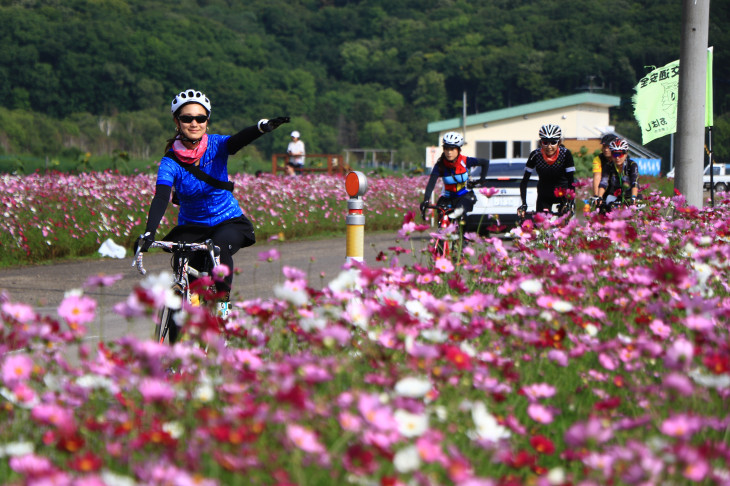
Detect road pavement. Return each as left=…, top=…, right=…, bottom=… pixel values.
left=0, top=232, right=428, bottom=344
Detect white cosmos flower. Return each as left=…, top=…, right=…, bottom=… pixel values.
left=584, top=324, right=599, bottom=337
left=552, top=300, right=573, bottom=313
left=394, top=409, right=429, bottom=438
left=520, top=279, right=543, bottom=294
left=393, top=444, right=421, bottom=473
left=273, top=283, right=308, bottom=307
left=162, top=421, right=184, bottom=439
left=420, top=328, right=448, bottom=343
left=468, top=401, right=511, bottom=442
left=405, top=300, right=433, bottom=322
left=394, top=377, right=431, bottom=398
left=328, top=269, right=361, bottom=294
left=0, top=441, right=34, bottom=457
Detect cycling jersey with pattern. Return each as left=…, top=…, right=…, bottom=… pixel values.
left=599, top=158, right=639, bottom=200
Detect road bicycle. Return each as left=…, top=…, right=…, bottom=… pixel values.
left=593, top=193, right=644, bottom=215
left=133, top=239, right=221, bottom=345
left=517, top=198, right=575, bottom=225
left=420, top=201, right=469, bottom=259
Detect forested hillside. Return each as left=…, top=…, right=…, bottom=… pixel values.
left=1, top=0, right=728, bottom=167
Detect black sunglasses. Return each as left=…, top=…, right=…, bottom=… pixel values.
left=541, top=139, right=559, bottom=146
left=178, top=114, right=209, bottom=124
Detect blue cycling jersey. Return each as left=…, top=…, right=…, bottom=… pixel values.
left=155, top=134, right=243, bottom=226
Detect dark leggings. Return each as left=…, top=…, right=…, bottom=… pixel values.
left=162, top=216, right=255, bottom=295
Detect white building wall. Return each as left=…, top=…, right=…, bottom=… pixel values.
left=442, top=104, right=611, bottom=158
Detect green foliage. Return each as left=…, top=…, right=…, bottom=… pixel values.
left=0, top=0, right=728, bottom=169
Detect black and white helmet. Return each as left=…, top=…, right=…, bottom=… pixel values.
left=442, top=131, right=464, bottom=147
left=538, top=124, right=562, bottom=140
left=171, top=89, right=211, bottom=115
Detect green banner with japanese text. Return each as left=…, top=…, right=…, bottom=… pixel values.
left=632, top=47, right=713, bottom=144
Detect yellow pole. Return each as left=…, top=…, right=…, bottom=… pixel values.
left=345, top=171, right=368, bottom=262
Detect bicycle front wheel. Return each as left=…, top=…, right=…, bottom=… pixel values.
left=155, top=305, right=176, bottom=344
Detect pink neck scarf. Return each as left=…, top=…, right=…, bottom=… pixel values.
left=172, top=134, right=208, bottom=164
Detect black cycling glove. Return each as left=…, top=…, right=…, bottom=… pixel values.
left=259, top=117, right=290, bottom=133
left=134, top=232, right=154, bottom=254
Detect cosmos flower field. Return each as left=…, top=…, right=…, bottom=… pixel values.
left=1, top=172, right=730, bottom=485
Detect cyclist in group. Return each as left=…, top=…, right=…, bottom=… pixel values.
left=591, top=133, right=618, bottom=206
left=518, top=124, right=576, bottom=218
left=596, top=138, right=640, bottom=208
left=135, top=89, right=289, bottom=310
left=420, top=131, right=490, bottom=220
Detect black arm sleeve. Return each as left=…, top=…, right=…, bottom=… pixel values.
left=519, top=172, right=531, bottom=205
left=226, top=125, right=264, bottom=155
left=423, top=170, right=440, bottom=202
left=144, top=184, right=172, bottom=235
left=476, top=158, right=490, bottom=181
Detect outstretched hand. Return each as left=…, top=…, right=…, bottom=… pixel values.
left=262, top=116, right=290, bottom=132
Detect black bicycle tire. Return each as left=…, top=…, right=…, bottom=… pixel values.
left=155, top=305, right=174, bottom=344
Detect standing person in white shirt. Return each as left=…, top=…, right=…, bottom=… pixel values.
left=286, top=130, right=306, bottom=176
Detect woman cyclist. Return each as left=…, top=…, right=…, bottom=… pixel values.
left=591, top=133, right=618, bottom=203
left=420, top=131, right=490, bottom=220
left=135, top=89, right=289, bottom=307
left=597, top=138, right=639, bottom=208
left=518, top=124, right=576, bottom=218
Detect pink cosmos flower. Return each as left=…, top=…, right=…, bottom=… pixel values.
left=287, top=424, right=326, bottom=454
left=598, top=353, right=617, bottom=371
left=1, top=302, right=36, bottom=323
left=665, top=338, right=694, bottom=370
left=663, top=372, right=694, bottom=396
left=83, top=273, right=123, bottom=288
left=1, top=353, right=34, bottom=386
left=338, top=411, right=363, bottom=432
left=31, top=403, right=76, bottom=434
left=434, top=257, right=454, bottom=273
left=660, top=414, right=700, bottom=439
left=416, top=431, right=448, bottom=465
left=9, top=453, right=55, bottom=476
left=521, top=383, right=556, bottom=402
left=57, top=294, right=96, bottom=325
left=138, top=378, right=176, bottom=403
left=527, top=403, right=554, bottom=424
left=649, top=319, right=671, bottom=338
left=547, top=349, right=569, bottom=367
left=480, top=187, right=500, bottom=198
left=211, top=264, right=231, bottom=281
left=257, top=248, right=281, bottom=262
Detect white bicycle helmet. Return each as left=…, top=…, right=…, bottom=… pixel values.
left=442, top=131, right=464, bottom=147
left=608, top=138, right=629, bottom=152
left=538, top=124, right=562, bottom=140
left=171, top=89, right=211, bottom=115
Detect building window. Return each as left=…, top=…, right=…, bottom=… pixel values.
left=512, top=141, right=531, bottom=158
left=476, top=141, right=507, bottom=159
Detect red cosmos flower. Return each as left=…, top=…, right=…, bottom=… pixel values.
left=508, top=449, right=536, bottom=468
left=68, top=451, right=103, bottom=472
left=674, top=188, right=682, bottom=196
left=650, top=258, right=690, bottom=287
left=403, top=211, right=415, bottom=224
left=443, top=345, right=472, bottom=370
left=343, top=444, right=378, bottom=475
left=529, top=435, right=555, bottom=455
left=703, top=353, right=730, bottom=374
left=57, top=433, right=85, bottom=453
left=594, top=396, right=622, bottom=411
left=553, top=187, right=566, bottom=198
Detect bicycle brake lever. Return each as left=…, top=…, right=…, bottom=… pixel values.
left=134, top=252, right=147, bottom=275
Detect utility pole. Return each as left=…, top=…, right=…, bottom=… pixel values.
left=675, top=0, right=710, bottom=207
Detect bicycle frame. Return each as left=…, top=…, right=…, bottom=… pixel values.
left=421, top=203, right=458, bottom=259
left=133, top=239, right=220, bottom=344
